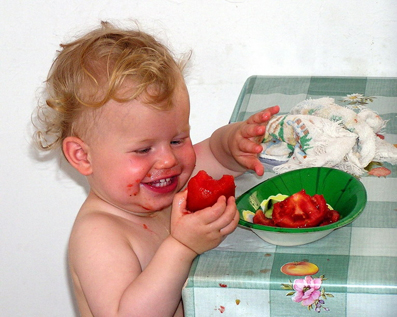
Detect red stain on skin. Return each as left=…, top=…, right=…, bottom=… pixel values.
left=219, top=283, right=227, bottom=288
left=141, top=224, right=157, bottom=234
left=127, top=179, right=141, bottom=188
left=126, top=179, right=141, bottom=197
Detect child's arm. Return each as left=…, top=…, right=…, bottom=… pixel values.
left=69, top=190, right=238, bottom=317
left=194, top=105, right=280, bottom=178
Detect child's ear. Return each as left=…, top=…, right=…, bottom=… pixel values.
left=62, top=136, right=92, bottom=176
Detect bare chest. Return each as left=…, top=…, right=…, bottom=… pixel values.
left=126, top=220, right=170, bottom=269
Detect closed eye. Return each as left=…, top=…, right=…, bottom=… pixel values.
left=134, top=147, right=151, bottom=154
left=171, top=140, right=182, bottom=145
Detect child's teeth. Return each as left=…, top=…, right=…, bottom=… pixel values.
left=153, top=178, right=171, bottom=187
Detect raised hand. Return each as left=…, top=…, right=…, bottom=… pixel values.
left=228, top=105, right=280, bottom=176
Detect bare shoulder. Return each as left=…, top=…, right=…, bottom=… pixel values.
left=70, top=209, right=132, bottom=239
left=69, top=210, right=142, bottom=275
left=70, top=210, right=128, bottom=245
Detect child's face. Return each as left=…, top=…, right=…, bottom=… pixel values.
left=85, top=83, right=196, bottom=214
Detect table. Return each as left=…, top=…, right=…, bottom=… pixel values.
left=182, top=76, right=397, bottom=316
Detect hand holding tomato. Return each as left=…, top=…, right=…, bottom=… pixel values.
left=170, top=189, right=239, bottom=255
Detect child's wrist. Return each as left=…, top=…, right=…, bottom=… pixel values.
left=168, top=234, right=199, bottom=258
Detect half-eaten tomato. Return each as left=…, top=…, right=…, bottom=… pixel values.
left=186, top=170, right=236, bottom=212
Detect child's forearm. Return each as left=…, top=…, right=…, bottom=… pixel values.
left=193, top=126, right=246, bottom=180
left=209, top=122, right=248, bottom=174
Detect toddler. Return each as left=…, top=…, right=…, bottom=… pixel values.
left=33, top=21, right=279, bottom=317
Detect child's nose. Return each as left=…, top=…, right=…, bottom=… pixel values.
left=155, top=146, right=178, bottom=169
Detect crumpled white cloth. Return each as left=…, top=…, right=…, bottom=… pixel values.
left=260, top=97, right=397, bottom=176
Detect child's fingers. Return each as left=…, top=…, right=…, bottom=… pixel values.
left=252, top=160, right=265, bottom=176
left=265, top=105, right=280, bottom=117
left=170, top=190, right=188, bottom=220
left=268, top=105, right=280, bottom=114
left=219, top=210, right=239, bottom=236
left=194, top=195, right=228, bottom=224
left=238, top=137, right=263, bottom=154
left=240, top=124, right=266, bottom=139
left=246, top=106, right=280, bottom=124
left=210, top=196, right=237, bottom=230
left=237, top=155, right=264, bottom=176
left=173, top=190, right=187, bottom=209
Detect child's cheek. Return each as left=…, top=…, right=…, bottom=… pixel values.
left=126, top=179, right=141, bottom=197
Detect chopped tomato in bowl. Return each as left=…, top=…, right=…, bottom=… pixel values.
left=251, top=190, right=340, bottom=229
left=272, top=190, right=328, bottom=228
left=236, top=167, right=367, bottom=246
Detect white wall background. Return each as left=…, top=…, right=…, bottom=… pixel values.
left=1, top=0, right=396, bottom=316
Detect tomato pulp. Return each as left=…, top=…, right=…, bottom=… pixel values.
left=186, top=170, right=235, bottom=212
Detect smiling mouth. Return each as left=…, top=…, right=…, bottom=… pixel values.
left=143, top=175, right=179, bottom=194
left=148, top=177, right=175, bottom=188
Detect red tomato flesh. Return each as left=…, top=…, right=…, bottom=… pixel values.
left=253, top=209, right=276, bottom=226
left=272, top=189, right=328, bottom=228
left=186, top=170, right=236, bottom=212
left=252, top=189, right=340, bottom=228
left=320, top=209, right=341, bottom=226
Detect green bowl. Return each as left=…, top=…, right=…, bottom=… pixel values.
left=237, top=167, right=367, bottom=246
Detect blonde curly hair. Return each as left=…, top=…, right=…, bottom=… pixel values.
left=33, top=21, right=187, bottom=151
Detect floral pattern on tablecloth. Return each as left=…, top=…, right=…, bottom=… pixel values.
left=281, top=261, right=334, bottom=313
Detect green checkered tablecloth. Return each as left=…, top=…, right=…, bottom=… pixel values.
left=183, top=76, right=397, bottom=317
